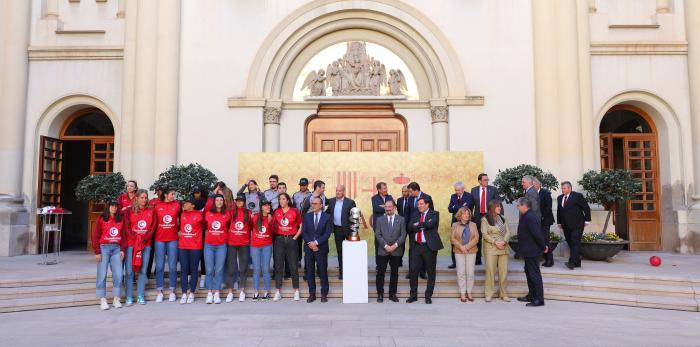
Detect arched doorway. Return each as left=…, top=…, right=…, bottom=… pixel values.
left=599, top=105, right=661, bottom=251
left=38, top=107, right=115, bottom=251
left=305, top=104, right=407, bottom=152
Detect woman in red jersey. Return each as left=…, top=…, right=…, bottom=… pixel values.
left=225, top=193, right=252, bottom=302
left=203, top=194, right=230, bottom=304
left=118, top=180, right=138, bottom=213
left=124, top=189, right=156, bottom=306
left=93, top=201, right=126, bottom=310
left=178, top=197, right=204, bottom=304
left=154, top=187, right=180, bottom=303
left=250, top=199, right=274, bottom=302
left=271, top=193, right=302, bottom=302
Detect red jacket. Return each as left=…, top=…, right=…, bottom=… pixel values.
left=155, top=200, right=180, bottom=242
left=92, top=216, right=126, bottom=254
left=118, top=193, right=135, bottom=213
left=251, top=213, right=274, bottom=248
left=179, top=210, right=204, bottom=250
left=125, top=207, right=157, bottom=247
left=272, top=207, right=302, bottom=236
left=204, top=210, right=230, bottom=246
left=149, top=197, right=162, bottom=209
left=228, top=208, right=252, bottom=246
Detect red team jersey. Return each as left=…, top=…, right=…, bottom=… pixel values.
left=92, top=216, right=126, bottom=254
left=126, top=207, right=156, bottom=247
left=179, top=210, right=204, bottom=250
left=251, top=213, right=274, bottom=248
left=272, top=207, right=301, bottom=236
left=155, top=200, right=180, bottom=242
left=204, top=211, right=230, bottom=246
left=228, top=208, right=252, bottom=246
left=118, top=193, right=135, bottom=213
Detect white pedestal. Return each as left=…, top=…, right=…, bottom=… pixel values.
left=342, top=240, right=368, bottom=304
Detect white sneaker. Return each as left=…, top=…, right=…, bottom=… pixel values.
left=156, top=292, right=164, bottom=303
left=180, top=294, right=187, bottom=304
left=294, top=291, right=300, bottom=301
left=100, top=298, right=109, bottom=311
left=113, top=297, right=122, bottom=309
left=273, top=291, right=282, bottom=302
left=187, top=293, right=195, bottom=304
left=168, top=292, right=177, bottom=302
left=206, top=292, right=213, bottom=304
left=213, top=292, right=221, bottom=304
left=238, top=291, right=246, bottom=302
left=226, top=292, right=234, bottom=303
left=199, top=276, right=206, bottom=289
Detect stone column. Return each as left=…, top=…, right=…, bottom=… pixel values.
left=657, top=0, right=670, bottom=13
left=0, top=0, right=31, bottom=197
left=532, top=0, right=561, bottom=174
left=263, top=106, right=281, bottom=152
left=430, top=106, right=449, bottom=151
left=45, top=0, right=59, bottom=19
left=119, top=0, right=137, bottom=177
left=153, top=0, right=181, bottom=175
left=685, top=0, right=700, bottom=198
left=0, top=1, right=31, bottom=256
left=577, top=0, right=595, bottom=171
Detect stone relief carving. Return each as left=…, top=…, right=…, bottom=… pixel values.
left=430, top=106, right=449, bottom=123
left=263, top=106, right=281, bottom=124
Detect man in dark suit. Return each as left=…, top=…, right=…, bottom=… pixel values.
left=301, top=197, right=333, bottom=303
left=406, top=182, right=430, bottom=279
left=522, top=175, right=541, bottom=219
left=447, top=181, right=474, bottom=269
left=406, top=197, right=443, bottom=304
left=371, top=182, right=394, bottom=269
left=534, top=178, right=555, bottom=267
left=325, top=185, right=356, bottom=279
left=557, top=181, right=592, bottom=270
left=374, top=200, right=406, bottom=303
left=515, top=198, right=546, bottom=307
left=470, top=173, right=500, bottom=265
left=396, top=185, right=411, bottom=268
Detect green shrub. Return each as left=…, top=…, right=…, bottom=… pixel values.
left=75, top=172, right=126, bottom=203
left=150, top=163, right=218, bottom=201
left=493, top=164, right=558, bottom=203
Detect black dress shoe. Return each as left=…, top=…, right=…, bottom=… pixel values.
left=565, top=262, right=575, bottom=270
left=406, top=296, right=418, bottom=303
left=321, top=295, right=328, bottom=303
left=425, top=298, right=432, bottom=304
left=405, top=274, right=410, bottom=279
left=517, top=296, right=533, bottom=302
left=475, top=259, right=483, bottom=266
left=543, top=260, right=554, bottom=267
left=419, top=271, right=427, bottom=280
left=526, top=300, right=545, bottom=307
left=448, top=264, right=456, bottom=269
left=377, top=294, right=384, bottom=303
left=389, top=294, right=399, bottom=302
left=307, top=294, right=316, bottom=303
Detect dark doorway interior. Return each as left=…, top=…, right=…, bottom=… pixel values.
left=60, top=140, right=91, bottom=250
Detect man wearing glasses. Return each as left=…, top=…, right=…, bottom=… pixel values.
left=470, top=173, right=500, bottom=266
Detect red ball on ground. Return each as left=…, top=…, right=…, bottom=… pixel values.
left=649, top=255, right=662, bottom=267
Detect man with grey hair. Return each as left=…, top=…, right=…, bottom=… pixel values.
left=515, top=197, right=545, bottom=307
left=447, top=181, right=474, bottom=269
left=521, top=175, right=541, bottom=220
left=533, top=178, right=555, bottom=267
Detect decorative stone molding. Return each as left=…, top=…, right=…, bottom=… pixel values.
left=430, top=106, right=448, bottom=123
left=263, top=107, right=282, bottom=125
left=28, top=46, right=123, bottom=60
left=590, top=42, right=687, bottom=55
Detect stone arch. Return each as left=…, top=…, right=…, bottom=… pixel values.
left=245, top=0, right=467, bottom=101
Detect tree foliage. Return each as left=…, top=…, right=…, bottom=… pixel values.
left=150, top=163, right=217, bottom=201
left=578, top=170, right=640, bottom=210
left=75, top=172, right=126, bottom=203
left=493, top=164, right=558, bottom=203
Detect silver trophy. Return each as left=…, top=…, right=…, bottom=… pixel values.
left=348, top=207, right=361, bottom=241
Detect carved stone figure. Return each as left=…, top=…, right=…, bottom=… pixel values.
left=388, top=69, right=407, bottom=96
left=301, top=69, right=327, bottom=96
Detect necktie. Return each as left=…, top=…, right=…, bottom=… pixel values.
left=389, top=216, right=393, bottom=228
left=563, top=195, right=568, bottom=207
left=417, top=213, right=425, bottom=244
left=402, top=199, right=406, bottom=214
left=480, top=188, right=486, bottom=214
left=314, top=213, right=319, bottom=228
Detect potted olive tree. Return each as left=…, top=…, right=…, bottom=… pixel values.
left=577, top=169, right=640, bottom=261
left=150, top=163, right=218, bottom=200
left=494, top=164, right=560, bottom=254
left=75, top=172, right=127, bottom=204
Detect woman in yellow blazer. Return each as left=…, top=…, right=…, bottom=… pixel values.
left=481, top=199, right=511, bottom=302
left=450, top=207, right=479, bottom=302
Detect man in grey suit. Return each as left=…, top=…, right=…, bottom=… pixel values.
left=522, top=175, right=541, bottom=220
left=470, top=173, right=500, bottom=265
left=374, top=200, right=406, bottom=303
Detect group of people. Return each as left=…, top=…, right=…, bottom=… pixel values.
left=92, top=172, right=591, bottom=311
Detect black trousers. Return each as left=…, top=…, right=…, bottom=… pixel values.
left=376, top=254, right=401, bottom=295
left=333, top=225, right=347, bottom=273
left=563, top=225, right=583, bottom=266
left=524, top=256, right=544, bottom=302
left=473, top=216, right=483, bottom=264
left=409, top=243, right=437, bottom=298
left=146, top=234, right=156, bottom=277
left=274, top=236, right=299, bottom=289
left=225, top=245, right=249, bottom=289
left=304, top=246, right=329, bottom=295
left=541, top=223, right=553, bottom=263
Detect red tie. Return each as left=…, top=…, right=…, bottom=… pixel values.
left=480, top=188, right=486, bottom=214
left=563, top=195, right=568, bottom=207
left=417, top=213, right=425, bottom=244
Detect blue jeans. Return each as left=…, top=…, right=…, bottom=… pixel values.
left=179, top=249, right=201, bottom=293
left=204, top=243, right=227, bottom=291
left=96, top=244, right=123, bottom=298
left=125, top=246, right=151, bottom=298
left=155, top=240, right=178, bottom=291
left=250, top=245, right=272, bottom=292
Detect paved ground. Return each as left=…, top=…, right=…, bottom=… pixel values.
left=2, top=298, right=700, bottom=346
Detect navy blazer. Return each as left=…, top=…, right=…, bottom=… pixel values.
left=517, top=209, right=545, bottom=258
left=301, top=211, right=333, bottom=252
left=470, top=185, right=500, bottom=221
left=556, top=191, right=591, bottom=230
left=538, top=189, right=555, bottom=227
left=396, top=196, right=410, bottom=219
left=407, top=209, right=443, bottom=252
left=371, top=194, right=394, bottom=228
left=448, top=192, right=475, bottom=222
left=407, top=192, right=433, bottom=219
